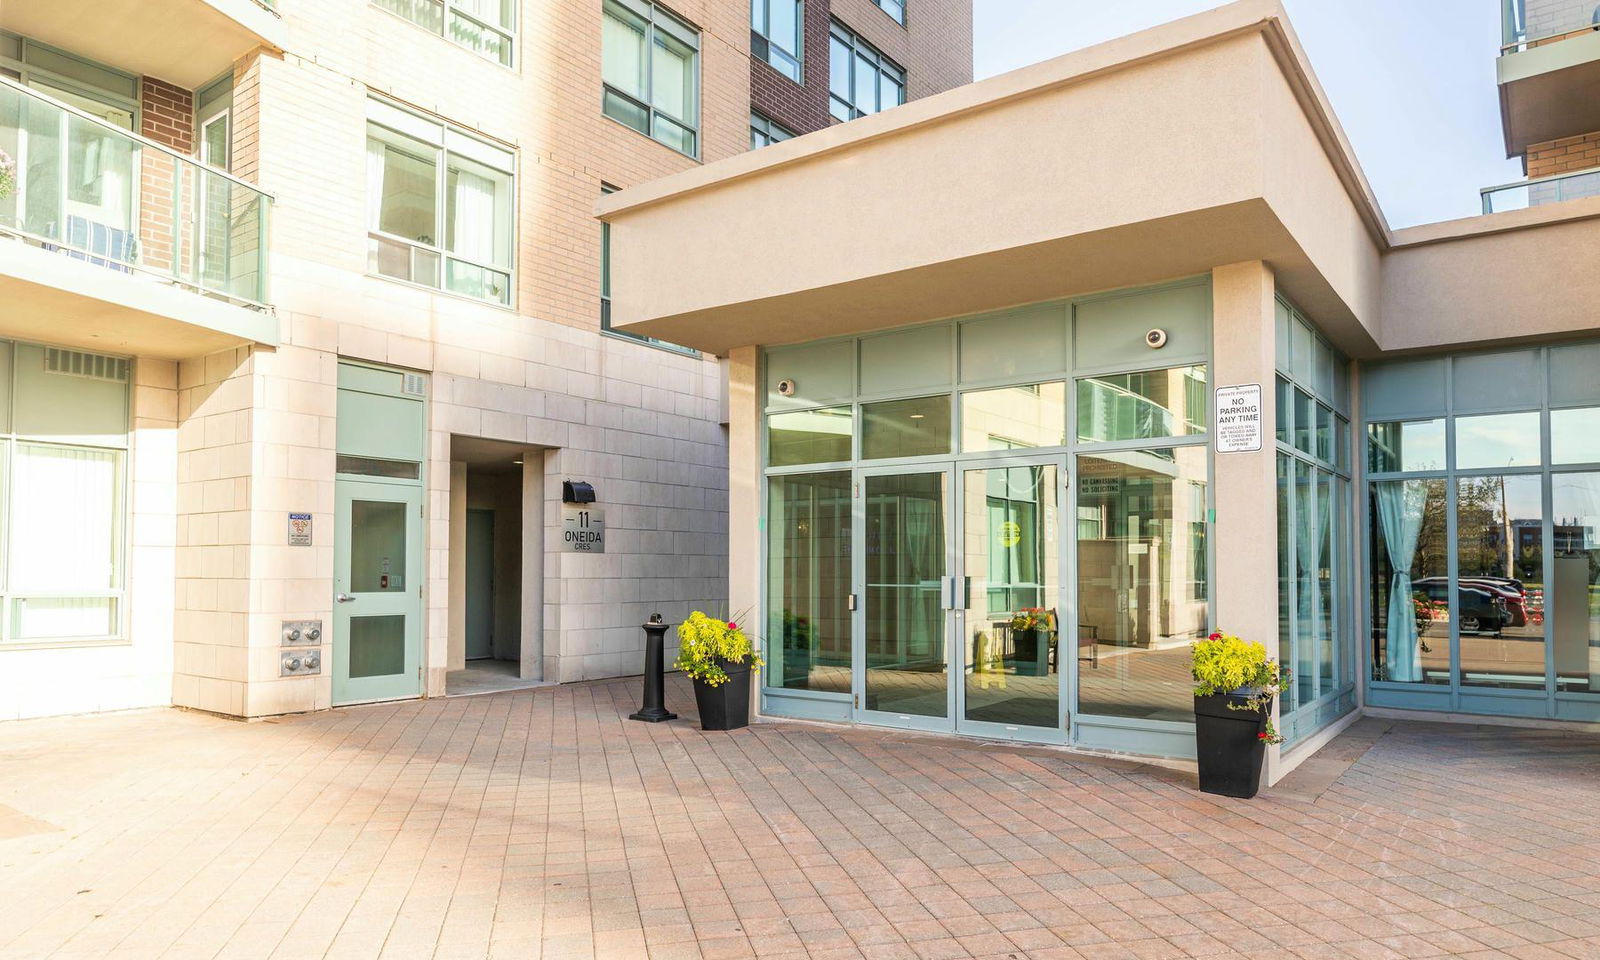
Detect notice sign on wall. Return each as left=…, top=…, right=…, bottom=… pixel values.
left=561, top=503, right=606, bottom=553
left=288, top=512, right=313, bottom=546
left=1215, top=383, right=1264, bottom=453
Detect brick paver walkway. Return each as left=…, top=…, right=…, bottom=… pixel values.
left=3, top=677, right=1600, bottom=959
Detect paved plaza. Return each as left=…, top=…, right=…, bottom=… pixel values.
left=3, top=678, right=1600, bottom=960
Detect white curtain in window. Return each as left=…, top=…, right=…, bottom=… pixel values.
left=652, top=34, right=692, bottom=119
left=602, top=7, right=647, bottom=99
left=448, top=166, right=498, bottom=265
left=9, top=444, right=120, bottom=638
left=1376, top=479, right=1428, bottom=682
left=366, top=139, right=387, bottom=232
left=454, top=0, right=513, bottom=29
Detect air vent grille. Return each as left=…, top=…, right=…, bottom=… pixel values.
left=402, top=373, right=426, bottom=397
left=44, top=348, right=130, bottom=383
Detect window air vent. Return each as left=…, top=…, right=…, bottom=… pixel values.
left=402, top=373, right=426, bottom=397
left=43, top=348, right=130, bottom=383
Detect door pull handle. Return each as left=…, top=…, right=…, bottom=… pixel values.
left=336, top=593, right=356, bottom=603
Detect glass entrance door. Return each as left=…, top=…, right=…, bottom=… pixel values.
left=956, top=460, right=1064, bottom=740
left=333, top=478, right=424, bottom=705
left=856, top=469, right=954, bottom=730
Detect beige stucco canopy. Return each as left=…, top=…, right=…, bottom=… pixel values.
left=598, top=0, right=1600, bottom=359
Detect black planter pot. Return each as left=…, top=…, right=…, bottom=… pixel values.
left=692, top=659, right=752, bottom=731
left=1193, top=691, right=1270, bottom=799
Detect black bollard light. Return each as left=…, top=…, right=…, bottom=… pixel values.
left=629, top=613, right=677, bottom=722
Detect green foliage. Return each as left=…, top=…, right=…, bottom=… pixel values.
left=675, top=611, right=764, bottom=687
left=0, top=148, right=14, bottom=201
left=1191, top=630, right=1286, bottom=743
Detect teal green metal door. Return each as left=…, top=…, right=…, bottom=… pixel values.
left=333, top=478, right=424, bottom=705
left=465, top=508, right=495, bottom=660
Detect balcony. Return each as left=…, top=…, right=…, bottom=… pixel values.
left=0, top=0, right=285, bottom=91
left=1481, top=166, right=1600, bottom=212
left=1498, top=1, right=1600, bottom=156
left=0, top=78, right=276, bottom=358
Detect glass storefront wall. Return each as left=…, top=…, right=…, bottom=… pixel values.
left=1364, top=344, right=1600, bottom=722
left=761, top=279, right=1215, bottom=756
left=1273, top=298, right=1356, bottom=744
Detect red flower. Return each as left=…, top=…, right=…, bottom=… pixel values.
left=1209, top=632, right=1222, bottom=640
left=1258, top=732, right=1270, bottom=741
left=727, top=621, right=738, bottom=630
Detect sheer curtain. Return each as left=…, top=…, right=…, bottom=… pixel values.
left=448, top=167, right=497, bottom=264
left=366, top=139, right=387, bottom=233
left=1376, top=480, right=1428, bottom=682
left=9, top=444, right=120, bottom=639
left=602, top=7, right=647, bottom=99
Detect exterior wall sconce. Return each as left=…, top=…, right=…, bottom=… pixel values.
left=563, top=480, right=596, bottom=503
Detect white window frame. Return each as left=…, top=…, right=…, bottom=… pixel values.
left=601, top=0, right=702, bottom=159
left=365, top=96, right=517, bottom=307
left=0, top=340, right=132, bottom=649
left=370, top=0, right=517, bottom=67
left=828, top=21, right=905, bottom=122
left=752, top=0, right=804, bottom=82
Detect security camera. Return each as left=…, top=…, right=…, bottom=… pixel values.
left=776, top=378, right=797, bottom=397
left=1145, top=328, right=1168, bottom=349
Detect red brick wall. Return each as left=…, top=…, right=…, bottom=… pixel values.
left=138, top=78, right=196, bottom=278
left=749, top=0, right=972, bottom=138
left=1526, top=131, right=1600, bottom=178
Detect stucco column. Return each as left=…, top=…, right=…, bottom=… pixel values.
left=1210, top=262, right=1285, bottom=778
left=726, top=347, right=762, bottom=705
left=520, top=454, right=545, bottom=681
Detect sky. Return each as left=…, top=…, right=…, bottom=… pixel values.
left=973, top=0, right=1523, bottom=229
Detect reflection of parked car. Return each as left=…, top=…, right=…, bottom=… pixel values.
left=1413, top=578, right=1507, bottom=636
left=1459, top=577, right=1528, bottom=627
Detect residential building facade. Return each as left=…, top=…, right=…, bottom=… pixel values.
left=601, top=0, right=1600, bottom=784
left=0, top=0, right=973, bottom=721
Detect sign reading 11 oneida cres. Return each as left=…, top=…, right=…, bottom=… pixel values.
left=1214, top=383, right=1264, bottom=453
left=561, top=503, right=606, bottom=553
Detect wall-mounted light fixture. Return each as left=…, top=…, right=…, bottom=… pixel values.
left=563, top=480, right=596, bottom=504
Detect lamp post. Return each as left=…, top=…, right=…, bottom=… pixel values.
left=629, top=613, right=677, bottom=723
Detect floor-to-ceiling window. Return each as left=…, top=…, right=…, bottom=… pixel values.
left=0, top=340, right=130, bottom=644
left=1365, top=343, right=1600, bottom=722
left=759, top=278, right=1214, bottom=756
left=1273, top=297, right=1356, bottom=743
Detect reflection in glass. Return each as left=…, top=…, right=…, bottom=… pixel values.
left=1335, top=416, right=1350, bottom=471
left=1368, top=419, right=1445, bottom=473
left=1275, top=377, right=1291, bottom=445
left=1552, top=473, right=1600, bottom=694
left=1277, top=455, right=1293, bottom=709
left=1317, top=472, right=1335, bottom=693
left=1075, top=447, right=1208, bottom=721
left=1456, top=412, right=1541, bottom=469
left=1552, top=408, right=1600, bottom=465
left=962, top=464, right=1059, bottom=729
left=349, top=614, right=407, bottom=678
left=768, top=406, right=852, bottom=467
left=864, top=472, right=948, bottom=716
left=861, top=395, right=951, bottom=460
left=1457, top=475, right=1545, bottom=689
left=1076, top=366, right=1207, bottom=443
left=1293, top=389, right=1313, bottom=454
left=1293, top=464, right=1316, bottom=703
left=1371, top=479, right=1448, bottom=683
left=1315, top=403, right=1334, bottom=463
left=351, top=500, right=408, bottom=593
left=766, top=472, right=852, bottom=693
left=960, top=382, right=1066, bottom=452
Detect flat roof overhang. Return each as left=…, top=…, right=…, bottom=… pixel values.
left=599, top=0, right=1391, bottom=359
left=2, top=0, right=285, bottom=89
left=0, top=240, right=278, bottom=359
left=1497, top=32, right=1600, bottom=158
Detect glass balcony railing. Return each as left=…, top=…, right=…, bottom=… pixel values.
left=0, top=76, right=271, bottom=307
left=1502, top=0, right=1600, bottom=53
left=1481, top=167, right=1600, bottom=213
